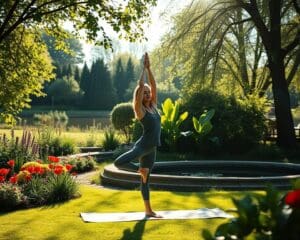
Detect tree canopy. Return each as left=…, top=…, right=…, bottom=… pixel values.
left=0, top=0, right=156, bottom=122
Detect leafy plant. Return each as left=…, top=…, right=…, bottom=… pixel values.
left=192, top=109, right=215, bottom=139
left=203, top=181, right=300, bottom=240
left=0, top=182, right=27, bottom=211
left=45, top=172, right=79, bottom=203
left=161, top=98, right=188, bottom=151
left=0, top=130, right=40, bottom=172
left=102, top=128, right=120, bottom=151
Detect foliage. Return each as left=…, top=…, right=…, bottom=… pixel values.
left=192, top=109, right=215, bottom=142
left=0, top=182, right=26, bottom=211
left=203, top=182, right=300, bottom=240
left=42, top=32, right=84, bottom=66
left=47, top=76, right=83, bottom=106
left=160, top=98, right=188, bottom=151
left=111, top=102, right=135, bottom=143
left=0, top=155, right=79, bottom=209
left=85, top=58, right=117, bottom=109
left=0, top=29, right=54, bottom=123
left=181, top=89, right=267, bottom=154
left=102, top=128, right=120, bottom=151
left=0, top=130, right=39, bottom=172
left=36, top=127, right=76, bottom=158
left=64, top=156, right=97, bottom=174
left=159, top=0, right=300, bottom=148
left=49, top=136, right=76, bottom=156
left=44, top=172, right=79, bottom=203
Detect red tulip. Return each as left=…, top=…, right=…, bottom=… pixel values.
left=285, top=189, right=300, bottom=208
left=0, top=168, right=10, bottom=176
left=48, top=156, right=59, bottom=163
left=7, top=160, right=15, bottom=168
left=9, top=174, right=18, bottom=184
left=65, top=164, right=73, bottom=171
left=54, top=166, right=64, bottom=175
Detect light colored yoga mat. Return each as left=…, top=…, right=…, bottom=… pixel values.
left=80, top=208, right=233, bottom=222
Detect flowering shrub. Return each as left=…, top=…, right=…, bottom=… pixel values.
left=0, top=156, right=79, bottom=210
left=202, top=180, right=300, bottom=240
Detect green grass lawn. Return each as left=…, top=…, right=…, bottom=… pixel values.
left=0, top=184, right=260, bottom=240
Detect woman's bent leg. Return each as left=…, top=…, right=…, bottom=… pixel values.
left=114, top=146, right=142, bottom=172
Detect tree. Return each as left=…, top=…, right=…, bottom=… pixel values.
left=74, top=66, right=81, bottom=84
left=0, top=0, right=156, bottom=121
left=88, top=59, right=116, bottom=109
left=47, top=76, right=82, bottom=106
left=114, top=58, right=126, bottom=102
left=0, top=28, right=54, bottom=123
left=42, top=32, right=84, bottom=67
left=162, top=0, right=300, bottom=149
left=80, top=62, right=90, bottom=107
left=124, top=57, right=135, bottom=101
left=0, top=1, right=156, bottom=47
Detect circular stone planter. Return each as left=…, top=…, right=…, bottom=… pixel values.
left=101, top=161, right=300, bottom=191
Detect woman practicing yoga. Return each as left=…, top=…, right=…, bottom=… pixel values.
left=114, top=52, right=161, bottom=218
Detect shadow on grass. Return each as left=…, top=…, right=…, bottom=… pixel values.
left=120, top=220, right=146, bottom=240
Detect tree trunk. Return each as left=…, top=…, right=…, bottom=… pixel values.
left=269, top=60, right=297, bottom=148
left=268, top=0, right=297, bottom=149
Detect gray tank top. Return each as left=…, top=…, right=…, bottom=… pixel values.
left=135, top=108, right=161, bottom=148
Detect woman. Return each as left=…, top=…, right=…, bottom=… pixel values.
left=114, top=52, right=161, bottom=218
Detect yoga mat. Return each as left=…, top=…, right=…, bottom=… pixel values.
left=80, top=208, right=234, bottom=222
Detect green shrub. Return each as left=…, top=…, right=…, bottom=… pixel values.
left=0, top=182, right=27, bottom=211
left=65, top=156, right=97, bottom=173
left=45, top=172, right=79, bottom=203
left=111, top=102, right=135, bottom=143
left=102, top=128, right=120, bottom=151
left=181, top=89, right=267, bottom=154
left=23, top=176, right=49, bottom=205
left=49, top=136, right=76, bottom=156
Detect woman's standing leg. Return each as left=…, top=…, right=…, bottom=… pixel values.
left=139, top=148, right=161, bottom=217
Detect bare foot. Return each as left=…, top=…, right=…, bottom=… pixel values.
left=145, top=212, right=163, bottom=218
left=138, top=168, right=149, bottom=183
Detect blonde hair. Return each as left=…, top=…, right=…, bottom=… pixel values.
left=132, top=83, right=152, bottom=118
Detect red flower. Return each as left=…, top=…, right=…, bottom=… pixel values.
left=34, top=166, right=42, bottom=174
left=36, top=159, right=42, bottom=163
left=65, top=164, right=73, bottom=171
left=48, top=156, right=59, bottom=163
left=285, top=189, right=300, bottom=208
left=7, top=160, right=15, bottom=168
left=49, top=164, right=55, bottom=169
left=0, top=176, right=5, bottom=182
left=27, top=166, right=35, bottom=174
left=9, top=174, right=18, bottom=184
left=0, top=168, right=10, bottom=176
left=54, top=166, right=64, bottom=175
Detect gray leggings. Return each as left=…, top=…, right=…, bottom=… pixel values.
left=114, top=145, right=156, bottom=200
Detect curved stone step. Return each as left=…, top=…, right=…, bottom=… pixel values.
left=101, top=161, right=300, bottom=191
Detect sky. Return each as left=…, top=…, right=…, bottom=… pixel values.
left=80, top=0, right=191, bottom=64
